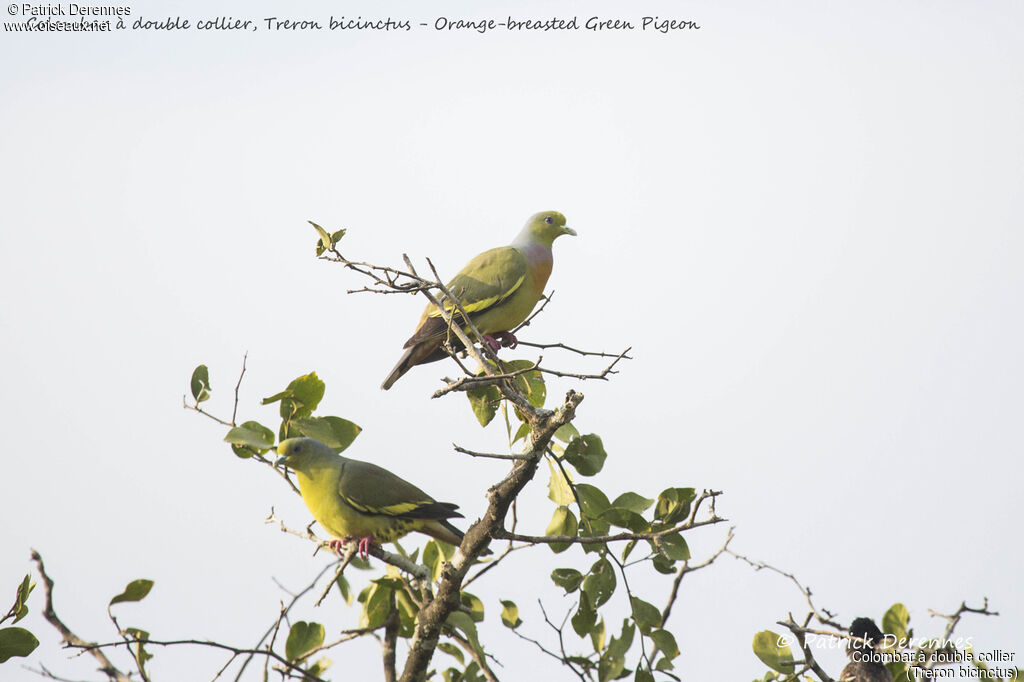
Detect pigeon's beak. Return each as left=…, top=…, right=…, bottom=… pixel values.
left=275, top=456, right=289, bottom=468
left=562, top=226, right=577, bottom=236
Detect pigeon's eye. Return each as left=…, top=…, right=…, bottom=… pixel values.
left=545, top=216, right=553, bottom=224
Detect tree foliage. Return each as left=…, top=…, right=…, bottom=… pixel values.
left=5, top=226, right=1016, bottom=682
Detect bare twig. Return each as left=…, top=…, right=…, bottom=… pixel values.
left=231, top=352, right=248, bottom=426
left=30, top=551, right=132, bottom=682
left=728, top=549, right=843, bottom=630
left=314, top=545, right=358, bottom=608
left=661, top=526, right=735, bottom=625
left=453, top=444, right=532, bottom=461
left=516, top=340, right=634, bottom=361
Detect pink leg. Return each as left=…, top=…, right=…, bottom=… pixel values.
left=493, top=330, right=519, bottom=349
left=328, top=539, right=345, bottom=554
left=357, top=536, right=374, bottom=560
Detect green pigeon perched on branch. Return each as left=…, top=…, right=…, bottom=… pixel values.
left=381, top=210, right=576, bottom=390
left=276, top=437, right=467, bottom=559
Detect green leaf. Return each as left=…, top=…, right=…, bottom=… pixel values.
left=502, top=359, right=546, bottom=408
left=466, top=383, right=501, bottom=427
left=438, top=641, right=465, bottom=664
left=659, top=533, right=690, bottom=561
left=563, top=434, right=607, bottom=476
left=291, top=416, right=361, bottom=453
left=652, top=553, right=676, bottom=574
left=190, top=365, right=211, bottom=403
left=551, top=568, right=584, bottom=593
left=285, top=621, right=325, bottom=661
left=461, top=592, right=485, bottom=623
left=0, top=627, right=39, bottom=663
left=512, top=421, right=531, bottom=444
left=600, top=620, right=635, bottom=681
left=600, top=508, right=649, bottom=533
left=635, top=668, right=655, bottom=682
left=621, top=539, right=638, bottom=562
left=571, top=591, right=597, bottom=637
left=547, top=458, right=576, bottom=506
left=123, top=628, right=153, bottom=674
left=309, top=220, right=334, bottom=256
left=650, top=628, right=679, bottom=659
left=12, top=575, right=33, bottom=624
left=554, top=423, right=580, bottom=443
left=883, top=603, right=910, bottom=642
left=655, top=488, right=695, bottom=525
left=575, top=484, right=611, bottom=519
left=612, top=492, right=654, bottom=515
left=446, top=611, right=484, bottom=660
left=334, top=575, right=352, bottom=605
left=109, top=579, right=154, bottom=606
left=590, top=618, right=606, bottom=652
left=263, top=372, right=325, bottom=421
left=752, top=630, right=794, bottom=673
left=583, top=558, right=616, bottom=608
left=630, top=597, right=662, bottom=634
left=545, top=506, right=578, bottom=554
left=307, top=656, right=333, bottom=678
left=224, top=420, right=275, bottom=457
left=358, top=582, right=393, bottom=629
left=499, top=600, right=522, bottom=629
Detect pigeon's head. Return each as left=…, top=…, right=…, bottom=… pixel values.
left=276, top=437, right=334, bottom=472
left=521, top=211, right=576, bottom=246
left=848, top=617, right=885, bottom=651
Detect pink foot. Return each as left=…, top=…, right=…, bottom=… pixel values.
left=492, top=330, right=519, bottom=349
left=482, top=334, right=501, bottom=354
left=328, top=537, right=375, bottom=561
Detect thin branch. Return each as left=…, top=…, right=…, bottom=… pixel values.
left=447, top=631, right=500, bottom=682
left=182, top=396, right=235, bottom=427
left=516, top=340, right=634, bottom=361
left=661, top=526, right=735, bottom=625
left=432, top=360, right=544, bottom=399
left=232, top=562, right=337, bottom=682
left=231, top=352, right=248, bottom=426
left=535, top=347, right=631, bottom=382
left=70, top=638, right=323, bottom=682
left=265, top=510, right=429, bottom=581
left=728, top=549, right=843, bottom=630
left=921, top=598, right=998, bottom=669
left=495, top=490, right=726, bottom=546
left=30, top=551, right=131, bottom=682
left=453, top=445, right=532, bottom=461
left=779, top=613, right=835, bottom=682
left=314, top=545, right=358, bottom=608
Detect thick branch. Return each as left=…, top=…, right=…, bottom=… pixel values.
left=399, top=390, right=585, bottom=682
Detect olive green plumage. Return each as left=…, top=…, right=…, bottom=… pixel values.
left=276, top=437, right=465, bottom=547
left=381, top=210, right=576, bottom=389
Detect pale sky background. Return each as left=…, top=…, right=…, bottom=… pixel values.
left=2, top=0, right=1022, bottom=680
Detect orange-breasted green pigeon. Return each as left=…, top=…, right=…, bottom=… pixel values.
left=381, top=210, right=576, bottom=389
